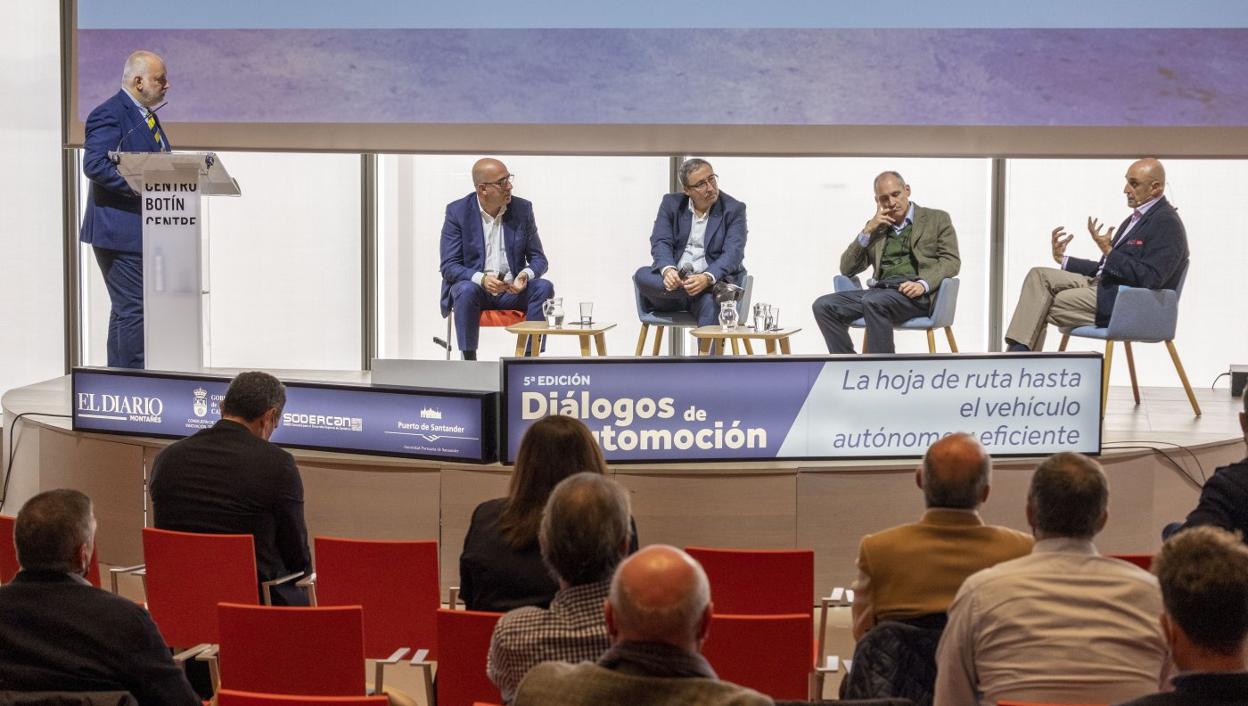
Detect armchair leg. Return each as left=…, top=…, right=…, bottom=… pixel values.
left=651, top=326, right=665, bottom=356
left=925, top=329, right=936, bottom=353
left=944, top=327, right=959, bottom=353
left=1101, top=341, right=1113, bottom=417
left=1123, top=342, right=1141, bottom=405
left=1165, top=340, right=1202, bottom=417
left=1059, top=334, right=1070, bottom=352
left=861, top=329, right=868, bottom=353
left=635, top=324, right=649, bottom=356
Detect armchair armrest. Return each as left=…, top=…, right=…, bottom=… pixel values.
left=172, top=643, right=212, bottom=663
left=260, top=571, right=305, bottom=606
left=296, top=571, right=318, bottom=606
left=195, top=644, right=221, bottom=692
left=1105, top=286, right=1180, bottom=342
left=407, top=648, right=434, bottom=706
left=108, top=563, right=145, bottom=594
left=372, top=646, right=410, bottom=696
left=447, top=585, right=462, bottom=609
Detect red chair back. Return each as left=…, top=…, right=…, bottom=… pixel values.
left=313, top=536, right=441, bottom=659
left=1109, top=554, right=1153, bottom=571
left=218, top=603, right=365, bottom=696
left=436, top=609, right=503, bottom=706
left=480, top=310, right=525, bottom=327
left=702, top=613, right=812, bottom=700
left=686, top=546, right=814, bottom=614
left=1, top=514, right=101, bottom=587
left=217, top=691, right=386, bottom=706
left=142, top=528, right=259, bottom=645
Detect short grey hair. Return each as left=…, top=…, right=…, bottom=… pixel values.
left=121, top=50, right=160, bottom=84
left=609, top=548, right=710, bottom=642
left=873, top=171, right=906, bottom=190
left=15, top=489, right=94, bottom=573
left=1028, top=453, right=1108, bottom=539
left=540, top=473, right=631, bottom=586
left=678, top=158, right=713, bottom=188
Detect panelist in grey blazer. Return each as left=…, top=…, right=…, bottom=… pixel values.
left=634, top=159, right=748, bottom=327
left=812, top=171, right=961, bottom=354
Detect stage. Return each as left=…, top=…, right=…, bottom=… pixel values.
left=3, top=371, right=1243, bottom=605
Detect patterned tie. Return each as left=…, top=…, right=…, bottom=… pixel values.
left=146, top=111, right=163, bottom=148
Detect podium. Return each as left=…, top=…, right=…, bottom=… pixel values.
left=113, top=152, right=239, bottom=371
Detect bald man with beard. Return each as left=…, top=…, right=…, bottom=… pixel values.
left=1004, top=158, right=1189, bottom=351
left=514, top=545, right=771, bottom=706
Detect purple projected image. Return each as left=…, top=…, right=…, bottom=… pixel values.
left=77, top=28, right=1248, bottom=127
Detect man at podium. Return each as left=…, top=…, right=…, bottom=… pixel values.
left=80, top=50, right=171, bottom=369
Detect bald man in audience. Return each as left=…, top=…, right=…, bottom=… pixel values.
left=1004, top=158, right=1189, bottom=351
left=1116, top=526, right=1248, bottom=706
left=935, top=453, right=1168, bottom=706
left=514, top=545, right=772, bottom=706
left=851, top=433, right=1032, bottom=639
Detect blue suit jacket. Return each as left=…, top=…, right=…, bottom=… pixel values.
left=647, top=191, right=748, bottom=283
left=1064, top=196, right=1188, bottom=327
left=439, top=193, right=549, bottom=317
left=80, top=89, right=170, bottom=254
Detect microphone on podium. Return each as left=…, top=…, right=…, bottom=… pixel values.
left=109, top=101, right=169, bottom=163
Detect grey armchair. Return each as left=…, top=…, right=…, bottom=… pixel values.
left=832, top=276, right=960, bottom=353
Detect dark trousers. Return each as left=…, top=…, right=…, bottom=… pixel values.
left=633, top=267, right=719, bottom=326
left=812, top=287, right=929, bottom=354
left=93, top=247, right=144, bottom=369
left=450, top=278, right=554, bottom=352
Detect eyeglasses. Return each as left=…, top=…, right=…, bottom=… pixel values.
left=482, top=174, right=515, bottom=189
left=687, top=174, right=718, bottom=191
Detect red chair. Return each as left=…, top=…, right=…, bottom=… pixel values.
left=307, top=537, right=440, bottom=700
left=443, top=309, right=527, bottom=359
left=141, top=528, right=261, bottom=648
left=685, top=546, right=814, bottom=614
left=436, top=608, right=504, bottom=706
left=0, top=513, right=101, bottom=587
left=217, top=603, right=366, bottom=696
left=217, top=691, right=386, bottom=706
left=702, top=613, right=814, bottom=700
left=1109, top=554, right=1153, bottom=571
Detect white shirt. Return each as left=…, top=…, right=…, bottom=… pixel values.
left=470, top=198, right=535, bottom=288
left=663, top=201, right=716, bottom=284
left=934, top=537, right=1168, bottom=706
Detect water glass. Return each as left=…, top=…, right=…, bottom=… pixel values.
left=579, top=301, right=593, bottom=325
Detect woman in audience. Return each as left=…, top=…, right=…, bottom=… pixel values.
left=459, top=415, right=638, bottom=611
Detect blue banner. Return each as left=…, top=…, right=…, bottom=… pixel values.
left=72, top=368, right=497, bottom=462
left=502, top=354, right=1103, bottom=463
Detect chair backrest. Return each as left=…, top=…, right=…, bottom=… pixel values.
left=217, top=690, right=386, bottom=706
left=436, top=608, right=504, bottom=706
left=928, top=277, right=960, bottom=328
left=312, top=536, right=441, bottom=659
left=218, top=603, right=366, bottom=696
left=142, top=528, right=259, bottom=645
left=0, top=514, right=101, bottom=588
left=1108, top=554, right=1153, bottom=571
left=685, top=546, right=814, bottom=614
left=479, top=310, right=525, bottom=327
left=701, top=613, right=812, bottom=700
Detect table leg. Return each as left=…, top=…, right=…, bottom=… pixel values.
left=594, top=333, right=608, bottom=356
left=579, top=335, right=591, bottom=356
left=730, top=338, right=741, bottom=355
left=779, top=337, right=792, bottom=355
left=514, top=334, right=527, bottom=357
left=765, top=338, right=777, bottom=355
left=743, top=338, right=754, bottom=355
left=698, top=338, right=712, bottom=356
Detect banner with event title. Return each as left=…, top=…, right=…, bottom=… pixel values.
left=501, top=354, right=1102, bottom=463
left=72, top=368, right=497, bottom=462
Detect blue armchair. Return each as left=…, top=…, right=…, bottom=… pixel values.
left=1058, top=261, right=1199, bottom=416
left=634, top=275, right=753, bottom=355
left=832, top=276, right=961, bottom=353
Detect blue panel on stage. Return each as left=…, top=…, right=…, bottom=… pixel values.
left=501, top=354, right=1103, bottom=463
left=71, top=368, right=497, bottom=463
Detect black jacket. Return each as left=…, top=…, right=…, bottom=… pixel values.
left=0, top=571, right=198, bottom=706
left=1115, top=671, right=1248, bottom=706
left=1176, top=458, right=1248, bottom=540
left=149, top=419, right=311, bottom=605
left=840, top=619, right=944, bottom=706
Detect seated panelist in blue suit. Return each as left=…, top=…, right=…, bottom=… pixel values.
left=81, top=50, right=171, bottom=369
left=634, top=158, right=748, bottom=327
left=440, top=158, right=553, bottom=360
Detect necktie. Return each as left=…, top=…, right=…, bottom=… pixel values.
left=146, top=111, right=163, bottom=148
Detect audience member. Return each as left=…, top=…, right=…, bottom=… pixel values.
left=515, top=544, right=772, bottom=706
left=1166, top=393, right=1248, bottom=540
left=460, top=415, right=638, bottom=612
left=934, top=452, right=1167, bottom=706
left=1116, top=526, right=1248, bottom=706
left=149, top=371, right=311, bottom=605
left=0, top=489, right=199, bottom=705
left=487, top=473, right=632, bottom=703
left=852, top=433, right=1032, bottom=639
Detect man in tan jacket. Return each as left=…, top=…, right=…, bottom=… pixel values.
left=852, top=433, right=1032, bottom=639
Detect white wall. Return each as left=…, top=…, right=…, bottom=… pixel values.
left=0, top=4, right=65, bottom=396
